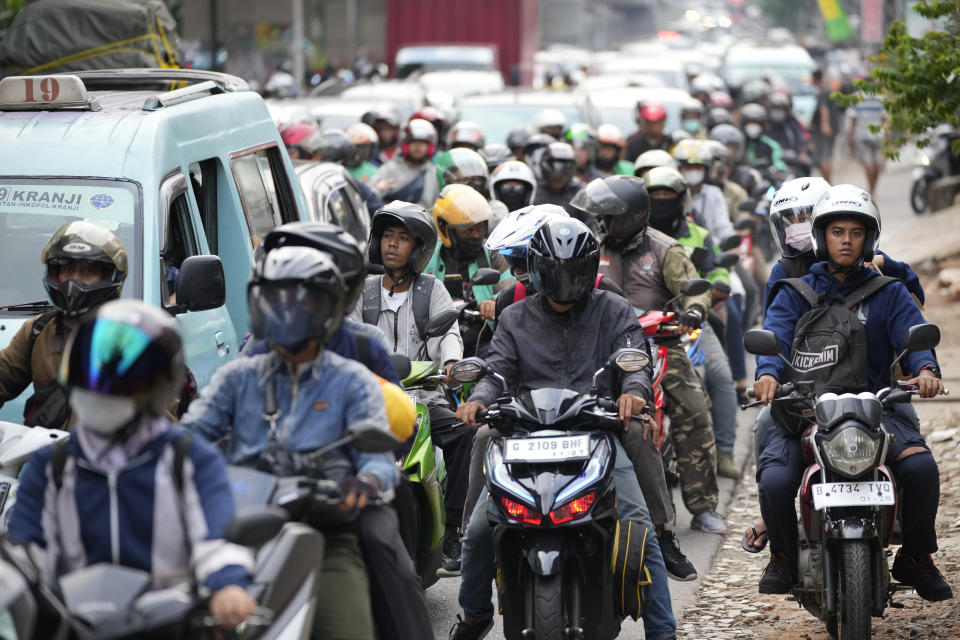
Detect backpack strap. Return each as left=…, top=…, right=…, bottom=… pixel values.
left=765, top=277, right=821, bottom=315
left=411, top=275, right=436, bottom=342
left=361, top=275, right=382, bottom=328
left=842, top=275, right=897, bottom=309
left=28, top=310, right=57, bottom=357
left=512, top=281, right=527, bottom=304
left=50, top=436, right=71, bottom=491
left=171, top=433, right=193, bottom=495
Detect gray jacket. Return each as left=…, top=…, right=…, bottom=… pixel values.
left=469, top=289, right=653, bottom=407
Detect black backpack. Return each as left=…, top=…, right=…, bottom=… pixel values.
left=361, top=274, right=436, bottom=342
left=767, top=275, right=896, bottom=433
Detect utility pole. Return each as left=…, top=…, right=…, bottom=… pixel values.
left=209, top=0, right=219, bottom=71
left=292, top=0, right=305, bottom=93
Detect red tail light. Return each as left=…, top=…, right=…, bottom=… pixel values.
left=500, top=496, right=542, bottom=525
left=549, top=492, right=597, bottom=525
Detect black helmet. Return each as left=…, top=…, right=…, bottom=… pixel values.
left=248, top=246, right=345, bottom=351
left=539, top=142, right=577, bottom=183
left=479, top=143, right=513, bottom=171
left=368, top=201, right=438, bottom=273
left=740, top=103, right=767, bottom=123
left=528, top=217, right=599, bottom=304
left=264, top=222, right=368, bottom=309
left=60, top=299, right=184, bottom=434
left=570, top=175, right=650, bottom=248
left=522, top=133, right=556, bottom=166
left=308, top=129, right=356, bottom=165
left=42, top=221, right=128, bottom=318
left=707, top=107, right=733, bottom=129
left=507, top=126, right=534, bottom=150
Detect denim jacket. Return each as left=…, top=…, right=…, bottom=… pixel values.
left=180, top=348, right=397, bottom=490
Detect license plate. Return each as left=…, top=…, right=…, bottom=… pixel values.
left=812, top=481, right=895, bottom=509
left=503, top=435, right=590, bottom=463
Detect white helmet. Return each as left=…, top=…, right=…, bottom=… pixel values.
left=769, top=177, right=830, bottom=256
left=633, top=149, right=677, bottom=176
left=490, top=160, right=538, bottom=211
left=810, top=184, right=881, bottom=264
left=535, top=108, right=567, bottom=133
left=485, top=204, right=568, bottom=269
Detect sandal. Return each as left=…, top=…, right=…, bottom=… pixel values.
left=740, top=521, right=768, bottom=553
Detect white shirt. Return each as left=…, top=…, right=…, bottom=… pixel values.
left=383, top=288, right=408, bottom=313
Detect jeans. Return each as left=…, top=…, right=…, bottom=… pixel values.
left=725, top=294, right=747, bottom=381
left=429, top=404, right=476, bottom=530
left=458, top=440, right=676, bottom=640
left=696, top=324, right=739, bottom=453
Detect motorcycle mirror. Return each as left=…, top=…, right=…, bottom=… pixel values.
left=680, top=278, right=711, bottom=297
left=718, top=235, right=741, bottom=251
left=714, top=251, right=740, bottom=268
left=903, top=323, right=940, bottom=352
left=471, top=267, right=501, bottom=286
left=347, top=424, right=401, bottom=453
left=609, top=348, right=651, bottom=373
left=449, top=357, right=487, bottom=384
left=0, top=560, right=36, bottom=640
left=390, top=354, right=412, bottom=380
left=424, top=309, right=460, bottom=338
left=743, top=329, right=782, bottom=357
left=223, top=505, right=288, bottom=547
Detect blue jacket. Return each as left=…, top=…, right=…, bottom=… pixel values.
left=180, top=349, right=397, bottom=490
left=764, top=250, right=925, bottom=309
left=8, top=423, right=252, bottom=593
left=758, top=263, right=937, bottom=391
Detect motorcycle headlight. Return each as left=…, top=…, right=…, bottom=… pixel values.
left=821, top=425, right=882, bottom=478
left=921, top=155, right=931, bottom=166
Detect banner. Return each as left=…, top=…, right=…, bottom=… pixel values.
left=818, top=0, right=854, bottom=41
left=861, top=0, right=884, bottom=42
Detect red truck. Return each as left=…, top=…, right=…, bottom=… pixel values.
left=385, top=0, right=539, bottom=86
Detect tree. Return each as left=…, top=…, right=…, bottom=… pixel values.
left=837, top=0, right=960, bottom=158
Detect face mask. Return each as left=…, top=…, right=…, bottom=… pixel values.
left=681, top=168, right=705, bottom=186
left=681, top=118, right=702, bottom=134
left=455, top=235, right=485, bottom=262
left=745, top=123, right=763, bottom=139
left=71, top=388, right=139, bottom=435
left=784, top=222, right=813, bottom=253
left=649, top=198, right=683, bottom=233
left=770, top=109, right=787, bottom=123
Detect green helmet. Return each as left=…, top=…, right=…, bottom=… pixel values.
left=435, top=147, right=490, bottom=196
left=564, top=122, right=597, bottom=148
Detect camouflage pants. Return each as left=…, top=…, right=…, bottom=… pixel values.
left=663, top=342, right=719, bottom=515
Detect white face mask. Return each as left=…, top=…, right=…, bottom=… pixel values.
left=682, top=168, right=705, bottom=186
left=784, top=222, right=813, bottom=253
left=745, top=123, right=763, bottom=139
left=70, top=388, right=139, bottom=435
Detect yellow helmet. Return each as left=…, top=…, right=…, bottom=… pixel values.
left=670, top=139, right=709, bottom=167
left=432, top=184, right=493, bottom=248
left=374, top=376, right=417, bottom=441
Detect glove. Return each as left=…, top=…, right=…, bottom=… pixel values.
left=678, top=307, right=704, bottom=328
left=712, top=281, right=731, bottom=302
left=339, top=474, right=381, bottom=501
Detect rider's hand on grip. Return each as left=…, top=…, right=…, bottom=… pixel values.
left=617, top=393, right=647, bottom=431
left=457, top=401, right=485, bottom=427
left=340, top=474, right=380, bottom=511
left=908, top=368, right=945, bottom=399
left=754, top=375, right=780, bottom=405
left=209, top=585, right=258, bottom=631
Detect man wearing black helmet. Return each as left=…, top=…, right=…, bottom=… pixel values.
left=308, top=128, right=385, bottom=215
left=0, top=221, right=128, bottom=429
left=532, top=141, right=588, bottom=222
left=451, top=216, right=676, bottom=640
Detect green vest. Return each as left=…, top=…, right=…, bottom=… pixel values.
left=348, top=162, right=377, bottom=183
left=674, top=222, right=730, bottom=287
left=423, top=242, right=510, bottom=305
left=614, top=159, right=635, bottom=176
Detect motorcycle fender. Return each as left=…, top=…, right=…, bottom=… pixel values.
left=522, top=531, right=572, bottom=576
left=798, top=464, right=821, bottom=543
left=824, top=516, right=879, bottom=541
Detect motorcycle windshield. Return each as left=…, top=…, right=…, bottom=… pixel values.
left=517, top=388, right=588, bottom=426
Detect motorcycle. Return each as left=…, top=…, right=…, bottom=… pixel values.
left=910, top=124, right=959, bottom=214
left=448, top=347, right=651, bottom=640
left=636, top=278, right=711, bottom=486
left=0, top=420, right=68, bottom=531
left=446, top=267, right=502, bottom=358
left=742, top=324, right=944, bottom=639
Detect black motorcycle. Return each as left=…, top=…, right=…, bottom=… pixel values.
left=450, top=348, right=650, bottom=640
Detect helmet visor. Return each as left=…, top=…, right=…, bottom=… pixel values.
left=249, top=281, right=338, bottom=349
left=570, top=179, right=629, bottom=217
left=769, top=205, right=814, bottom=254
left=62, top=319, right=160, bottom=396
left=529, top=254, right=599, bottom=304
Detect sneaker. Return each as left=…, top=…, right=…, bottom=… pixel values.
left=717, top=450, right=740, bottom=479
left=891, top=550, right=954, bottom=601
left=438, top=534, right=462, bottom=577
left=759, top=552, right=797, bottom=594
left=448, top=614, right=493, bottom=640
left=659, top=529, right=697, bottom=580
left=690, top=510, right=727, bottom=534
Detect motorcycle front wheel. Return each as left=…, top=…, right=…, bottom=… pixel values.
left=910, top=179, right=929, bottom=214
left=835, top=540, right=872, bottom=640
left=532, top=573, right=565, bottom=640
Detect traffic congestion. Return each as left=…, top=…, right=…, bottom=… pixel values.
left=0, top=1, right=957, bottom=639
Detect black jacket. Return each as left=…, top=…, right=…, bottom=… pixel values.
left=470, top=289, right=652, bottom=406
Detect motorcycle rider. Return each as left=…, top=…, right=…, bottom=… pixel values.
left=451, top=216, right=677, bottom=640
left=595, top=124, right=636, bottom=176
left=410, top=106, right=451, bottom=150
left=680, top=98, right=706, bottom=138
left=626, top=101, right=670, bottom=162
left=643, top=168, right=741, bottom=479
left=585, top=175, right=728, bottom=537
left=435, top=147, right=492, bottom=198
left=8, top=299, right=257, bottom=632
left=535, top=108, right=567, bottom=139
left=0, top=221, right=128, bottom=428
left=311, top=128, right=384, bottom=214
left=279, top=121, right=319, bottom=160
left=532, top=141, right=587, bottom=220
left=671, top=140, right=735, bottom=242
left=371, top=108, right=402, bottom=165
left=345, top=122, right=381, bottom=184
left=489, top=160, right=538, bottom=213
left=634, top=149, right=678, bottom=178
left=755, top=185, right=952, bottom=601
left=371, top=118, right=440, bottom=208
left=182, top=246, right=396, bottom=639
left=565, top=122, right=600, bottom=181
left=703, top=140, right=750, bottom=222
left=741, top=103, right=787, bottom=172
left=764, top=91, right=811, bottom=171
left=478, top=143, right=512, bottom=173
left=506, top=125, right=534, bottom=161
left=447, top=121, right=486, bottom=152
left=350, top=202, right=477, bottom=575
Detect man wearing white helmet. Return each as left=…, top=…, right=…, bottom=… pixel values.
left=535, top=108, right=567, bottom=139
left=489, top=160, right=538, bottom=213
left=754, top=184, right=951, bottom=602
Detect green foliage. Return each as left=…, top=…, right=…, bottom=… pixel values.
left=834, top=0, right=960, bottom=159
left=0, top=0, right=26, bottom=29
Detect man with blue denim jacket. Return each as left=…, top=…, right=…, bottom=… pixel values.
left=754, top=185, right=952, bottom=601
left=181, top=246, right=397, bottom=640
